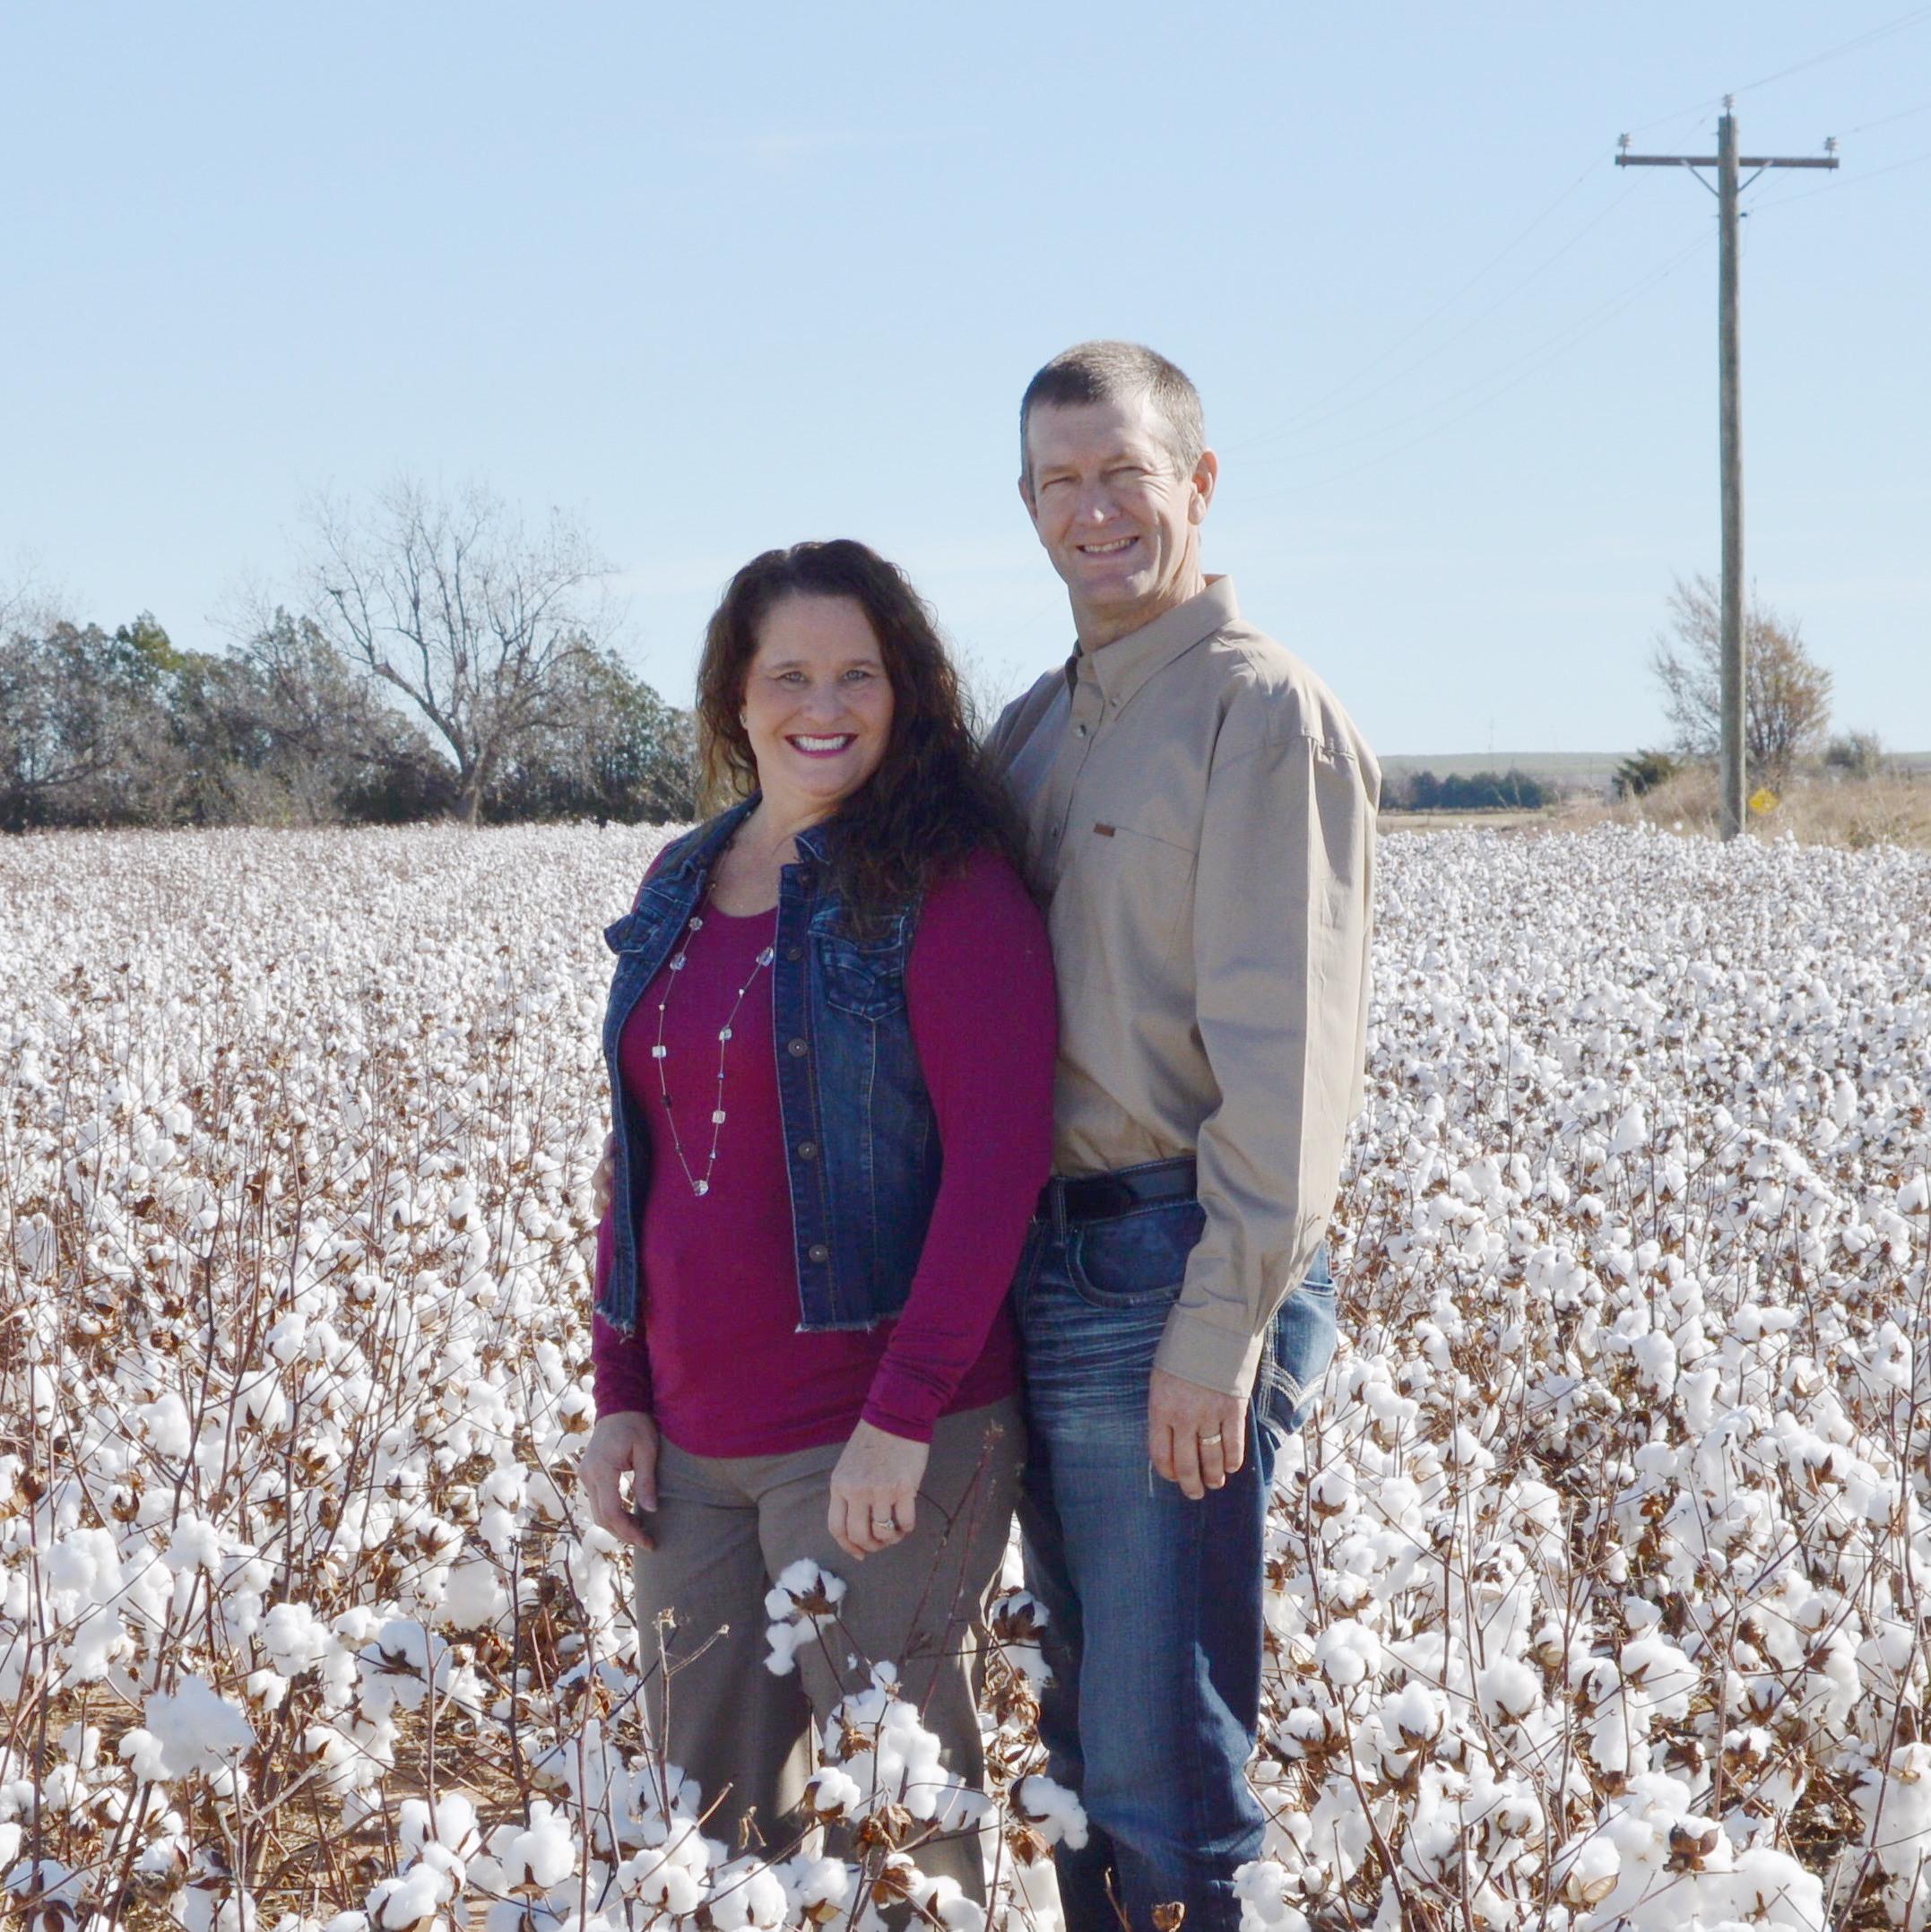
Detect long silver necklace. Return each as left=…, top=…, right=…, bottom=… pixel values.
left=650, top=888, right=775, bottom=1200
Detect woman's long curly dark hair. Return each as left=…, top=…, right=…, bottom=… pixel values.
left=695, top=540, right=1027, bottom=919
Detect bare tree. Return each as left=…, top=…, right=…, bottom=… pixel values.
left=1650, top=574, right=1832, bottom=784
left=304, top=478, right=620, bottom=823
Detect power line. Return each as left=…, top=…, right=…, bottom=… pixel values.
left=1246, top=225, right=1709, bottom=472
left=1752, top=143, right=1931, bottom=212
left=1232, top=230, right=1714, bottom=507
left=1732, top=4, right=1931, bottom=96
left=1839, top=96, right=1931, bottom=136
left=1234, top=178, right=1641, bottom=453
left=1623, top=4, right=1931, bottom=138
left=1229, top=158, right=1615, bottom=448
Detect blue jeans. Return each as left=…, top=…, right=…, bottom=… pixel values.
left=1013, top=1173, right=1338, bottom=1932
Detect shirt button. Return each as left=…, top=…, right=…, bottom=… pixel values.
left=787, top=1037, right=809, bottom=1057
left=797, top=1139, right=819, bottom=1160
left=1076, top=723, right=1090, bottom=738
left=784, top=944, right=803, bottom=961
left=808, top=1242, right=830, bottom=1263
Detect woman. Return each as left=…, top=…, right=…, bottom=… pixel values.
left=578, top=540, right=1054, bottom=1890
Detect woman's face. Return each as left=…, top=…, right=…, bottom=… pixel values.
left=741, top=593, right=896, bottom=825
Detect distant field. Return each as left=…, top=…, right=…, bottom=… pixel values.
left=1378, top=751, right=1628, bottom=794
left=1381, top=749, right=1931, bottom=797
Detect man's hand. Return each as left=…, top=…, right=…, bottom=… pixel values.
left=828, top=1421, right=929, bottom=1561
left=1148, top=1367, right=1247, bottom=1500
left=592, top=1132, right=617, bottom=1222
left=579, top=1411, right=660, bottom=1550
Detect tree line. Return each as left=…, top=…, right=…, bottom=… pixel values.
left=1, top=480, right=697, bottom=834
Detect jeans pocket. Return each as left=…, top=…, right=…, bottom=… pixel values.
left=1066, top=1200, right=1206, bottom=1311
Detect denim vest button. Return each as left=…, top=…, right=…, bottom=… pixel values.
left=787, top=1037, right=809, bottom=1057
left=784, top=943, right=803, bottom=961
left=808, top=1243, right=829, bottom=1263
left=797, top=1139, right=819, bottom=1160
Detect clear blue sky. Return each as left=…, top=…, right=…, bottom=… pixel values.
left=4, top=3, right=1927, bottom=755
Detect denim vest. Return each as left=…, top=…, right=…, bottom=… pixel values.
left=595, top=798, right=940, bottom=1337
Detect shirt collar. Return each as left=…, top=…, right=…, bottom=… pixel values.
left=1064, top=576, right=1239, bottom=710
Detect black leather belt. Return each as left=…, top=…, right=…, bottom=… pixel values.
left=1038, top=1156, right=1197, bottom=1225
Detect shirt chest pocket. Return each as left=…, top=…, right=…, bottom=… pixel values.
left=1062, top=821, right=1197, bottom=975
left=814, top=931, right=908, bottom=1020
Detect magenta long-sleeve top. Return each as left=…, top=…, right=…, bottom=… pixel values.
left=592, top=845, right=1055, bottom=1455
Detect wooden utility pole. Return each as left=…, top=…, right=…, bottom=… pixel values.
left=1618, top=102, right=1837, bottom=841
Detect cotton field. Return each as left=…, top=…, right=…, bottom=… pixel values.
left=3, top=823, right=1929, bottom=1932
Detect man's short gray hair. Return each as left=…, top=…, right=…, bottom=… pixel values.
left=1018, top=341, right=1206, bottom=488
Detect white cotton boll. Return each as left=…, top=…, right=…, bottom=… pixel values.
left=1307, top=1466, right=1356, bottom=1518
left=1314, top=1619, right=1383, bottom=1689
left=262, top=1602, right=336, bottom=1677
left=164, top=1514, right=226, bottom=1574
left=804, top=1766, right=862, bottom=1820
left=1015, top=1774, right=1089, bottom=1850
left=485, top=1800, right=577, bottom=1892
left=1630, top=1328, right=1679, bottom=1396
left=143, top=1677, right=255, bottom=1778
left=706, top=1857, right=790, bottom=1930
left=1608, top=1104, right=1649, bottom=1156
left=779, top=1854, right=853, bottom=1917
left=1382, top=1676, right=1444, bottom=1754
left=435, top=1560, right=508, bottom=1632
left=366, top=1864, right=450, bottom=1931
left=400, top=1793, right=480, bottom=1863
left=265, top=1312, right=309, bottom=1364
left=1621, top=1634, right=1698, bottom=1719
left=762, top=1558, right=845, bottom=1623
left=1232, top=1860, right=1312, bottom=1932
left=1715, top=1846, right=1825, bottom=1928
left=763, top=1617, right=810, bottom=1677
left=908, top=1873, right=985, bottom=1932
left=118, top=1728, right=170, bottom=1781
left=244, top=1668, right=288, bottom=1711
left=622, top=1840, right=709, bottom=1917
left=1899, top=1173, right=1930, bottom=1214
left=135, top=1391, right=194, bottom=1458
left=43, top=1525, right=121, bottom=1602
left=1476, top=1655, right=1541, bottom=1728
left=357, top=1622, right=452, bottom=1716
left=55, top=1723, right=100, bottom=1773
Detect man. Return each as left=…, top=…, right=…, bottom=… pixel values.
left=986, top=342, right=1377, bottom=1931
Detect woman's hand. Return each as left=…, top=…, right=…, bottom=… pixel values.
left=579, top=1411, right=661, bottom=1550
left=592, top=1132, right=617, bottom=1221
left=828, top=1421, right=929, bottom=1561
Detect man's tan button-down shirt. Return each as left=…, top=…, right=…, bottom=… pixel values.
left=987, top=576, right=1379, bottom=1401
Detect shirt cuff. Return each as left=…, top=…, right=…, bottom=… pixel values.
left=1154, top=1310, right=1269, bottom=1402
left=860, top=1368, right=940, bottom=1445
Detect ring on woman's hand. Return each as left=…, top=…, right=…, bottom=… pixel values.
left=871, top=1512, right=896, bottom=1532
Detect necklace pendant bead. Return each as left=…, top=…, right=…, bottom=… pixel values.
left=693, top=1180, right=709, bottom=1197
left=652, top=1044, right=668, bottom=1059
left=757, top=948, right=775, bottom=966
left=711, top=1109, right=727, bottom=1124
left=669, top=954, right=686, bottom=971
left=718, top=1027, right=732, bottom=1042
left=688, top=916, right=704, bottom=930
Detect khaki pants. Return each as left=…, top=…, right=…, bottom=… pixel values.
left=631, top=1399, right=1022, bottom=1897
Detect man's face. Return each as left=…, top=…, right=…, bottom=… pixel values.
left=1020, top=392, right=1217, bottom=643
